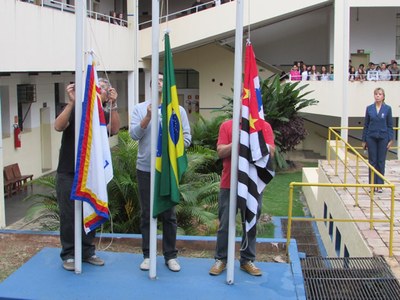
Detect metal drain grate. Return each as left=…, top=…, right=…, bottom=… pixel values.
left=301, top=257, right=400, bottom=299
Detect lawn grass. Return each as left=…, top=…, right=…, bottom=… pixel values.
left=258, top=161, right=318, bottom=237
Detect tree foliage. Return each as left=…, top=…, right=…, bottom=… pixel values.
left=212, top=75, right=318, bottom=169
left=24, top=130, right=221, bottom=235
left=23, top=175, right=60, bottom=231
left=261, top=75, right=318, bottom=155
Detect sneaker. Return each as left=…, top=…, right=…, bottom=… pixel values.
left=240, top=261, right=262, bottom=276
left=62, top=258, right=75, bottom=271
left=209, top=259, right=226, bottom=276
left=140, top=258, right=150, bottom=271
left=166, top=258, right=181, bottom=272
left=83, top=255, right=105, bottom=266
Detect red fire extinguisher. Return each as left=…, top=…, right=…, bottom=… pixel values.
left=13, top=123, right=21, bottom=148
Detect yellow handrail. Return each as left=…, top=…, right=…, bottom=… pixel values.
left=286, top=127, right=397, bottom=259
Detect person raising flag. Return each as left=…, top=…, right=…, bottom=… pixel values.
left=209, top=42, right=275, bottom=277
left=129, top=33, right=191, bottom=272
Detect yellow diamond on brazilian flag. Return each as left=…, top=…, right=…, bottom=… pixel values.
left=153, top=33, right=188, bottom=217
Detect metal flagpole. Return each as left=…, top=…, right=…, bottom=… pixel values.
left=226, top=0, right=244, bottom=285
left=74, top=0, right=86, bottom=275
left=149, top=0, right=160, bottom=280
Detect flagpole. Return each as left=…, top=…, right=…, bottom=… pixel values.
left=226, top=0, right=244, bottom=285
left=74, top=0, right=86, bottom=275
left=149, top=0, right=160, bottom=280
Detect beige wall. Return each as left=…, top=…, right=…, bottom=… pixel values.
left=295, top=81, right=400, bottom=118
left=1, top=0, right=134, bottom=72
left=138, top=0, right=331, bottom=58
left=302, top=165, right=373, bottom=257
left=1, top=72, right=129, bottom=179
left=173, top=44, right=236, bottom=119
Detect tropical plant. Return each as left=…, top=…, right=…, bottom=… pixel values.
left=176, top=146, right=221, bottom=235
left=190, top=114, right=229, bottom=151
left=105, top=130, right=141, bottom=233
left=261, top=75, right=318, bottom=155
left=23, top=176, right=60, bottom=231
left=22, top=131, right=222, bottom=235
left=218, top=75, right=318, bottom=169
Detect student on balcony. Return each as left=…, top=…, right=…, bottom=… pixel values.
left=366, top=62, right=378, bottom=81
left=355, top=64, right=366, bottom=81
left=378, top=63, right=391, bottom=81
left=389, top=61, right=399, bottom=81
left=308, top=65, right=320, bottom=81
left=289, top=64, right=301, bottom=81
left=191, top=0, right=207, bottom=13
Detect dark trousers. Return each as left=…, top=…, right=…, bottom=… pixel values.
left=366, top=136, right=388, bottom=185
left=136, top=169, right=178, bottom=261
left=56, top=173, right=95, bottom=261
left=214, top=188, right=262, bottom=264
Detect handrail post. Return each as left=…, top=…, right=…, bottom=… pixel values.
left=335, top=136, right=339, bottom=175
left=286, top=184, right=294, bottom=256
left=389, top=185, right=395, bottom=257
left=328, top=128, right=331, bottom=165
left=344, top=144, right=348, bottom=185
left=370, top=172, right=375, bottom=230
left=355, top=155, right=359, bottom=206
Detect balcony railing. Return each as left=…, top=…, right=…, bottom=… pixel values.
left=19, top=0, right=128, bottom=27
left=138, top=0, right=235, bottom=29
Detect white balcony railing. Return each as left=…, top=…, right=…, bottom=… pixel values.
left=19, top=0, right=128, bottom=26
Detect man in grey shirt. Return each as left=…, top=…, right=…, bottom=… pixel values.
left=129, top=73, right=191, bottom=272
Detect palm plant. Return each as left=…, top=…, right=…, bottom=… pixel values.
left=105, top=130, right=141, bottom=233
left=190, top=114, right=228, bottom=151
left=23, top=175, right=60, bottom=231
left=219, top=75, right=318, bottom=169
left=22, top=131, right=221, bottom=235
left=176, top=146, right=221, bottom=235
left=261, top=75, right=318, bottom=154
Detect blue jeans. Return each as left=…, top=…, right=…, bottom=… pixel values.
left=366, top=136, right=388, bottom=185
left=56, top=173, right=95, bottom=261
left=136, top=169, right=178, bottom=261
left=214, top=188, right=262, bottom=264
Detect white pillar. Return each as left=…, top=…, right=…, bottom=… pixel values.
left=127, top=0, right=139, bottom=126
left=334, top=0, right=350, bottom=141
left=0, top=93, right=5, bottom=229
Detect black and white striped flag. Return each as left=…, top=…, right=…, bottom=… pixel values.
left=238, top=42, right=275, bottom=232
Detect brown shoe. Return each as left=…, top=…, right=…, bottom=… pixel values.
left=83, top=255, right=105, bottom=266
left=209, top=259, right=226, bottom=276
left=62, top=258, right=75, bottom=271
left=240, top=261, right=262, bottom=276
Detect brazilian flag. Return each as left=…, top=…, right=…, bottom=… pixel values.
left=153, top=33, right=188, bottom=217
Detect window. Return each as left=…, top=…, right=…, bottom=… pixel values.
left=335, top=228, right=342, bottom=256
left=328, top=214, right=333, bottom=240
left=344, top=245, right=349, bottom=258
left=0, top=86, right=11, bottom=138
left=323, top=202, right=328, bottom=226
left=17, top=84, right=36, bottom=130
left=54, top=83, right=67, bottom=117
left=175, top=70, right=199, bottom=89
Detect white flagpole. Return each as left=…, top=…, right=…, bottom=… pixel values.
left=149, top=0, right=160, bottom=280
left=226, top=0, right=244, bottom=285
left=74, top=0, right=86, bottom=274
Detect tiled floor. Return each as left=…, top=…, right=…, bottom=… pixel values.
left=320, top=159, right=400, bottom=278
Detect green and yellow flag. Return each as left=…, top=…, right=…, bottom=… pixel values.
left=153, top=33, right=188, bottom=217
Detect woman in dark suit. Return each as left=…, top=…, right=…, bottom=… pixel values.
left=362, top=87, right=394, bottom=192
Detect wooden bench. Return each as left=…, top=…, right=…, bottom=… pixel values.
left=3, top=163, right=33, bottom=197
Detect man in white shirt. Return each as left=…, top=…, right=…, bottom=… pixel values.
left=378, top=63, right=391, bottom=81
